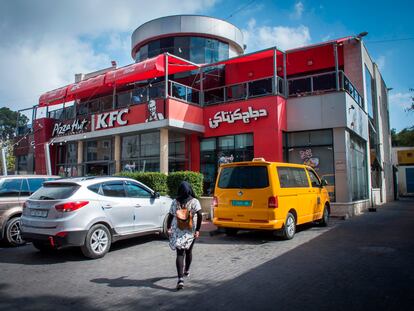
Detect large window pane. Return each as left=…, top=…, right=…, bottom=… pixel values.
left=141, top=132, right=159, bottom=157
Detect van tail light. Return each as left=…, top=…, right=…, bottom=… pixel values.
left=55, top=201, right=89, bottom=212
left=212, top=196, right=218, bottom=208
left=268, top=196, right=278, bottom=208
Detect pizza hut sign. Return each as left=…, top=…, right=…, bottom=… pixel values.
left=52, top=119, right=88, bottom=137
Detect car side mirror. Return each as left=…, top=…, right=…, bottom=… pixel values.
left=152, top=191, right=160, bottom=198
left=321, top=179, right=328, bottom=187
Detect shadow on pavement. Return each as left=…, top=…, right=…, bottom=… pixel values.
left=0, top=283, right=102, bottom=311
left=91, top=276, right=177, bottom=292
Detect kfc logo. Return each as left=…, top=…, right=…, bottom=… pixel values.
left=96, top=109, right=129, bottom=129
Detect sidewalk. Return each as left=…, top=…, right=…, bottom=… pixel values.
left=200, top=220, right=218, bottom=236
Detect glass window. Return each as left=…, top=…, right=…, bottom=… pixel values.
left=248, top=78, right=272, bottom=97
left=88, top=183, right=102, bottom=195
left=277, top=167, right=309, bottom=188
left=289, top=77, right=311, bottom=95
left=27, top=178, right=47, bottom=194
left=16, top=155, right=28, bottom=173
left=85, top=139, right=112, bottom=162
left=125, top=182, right=152, bottom=198
left=218, top=136, right=234, bottom=151
left=350, top=134, right=368, bottom=201
left=365, top=65, right=374, bottom=120
left=101, top=96, right=113, bottom=111
left=190, top=37, right=206, bottom=64
left=117, top=91, right=131, bottom=108
left=148, top=40, right=160, bottom=58
left=307, top=169, right=321, bottom=187
left=20, top=179, right=30, bottom=196
left=218, top=166, right=269, bottom=189
left=313, top=73, right=336, bottom=91
left=174, top=37, right=190, bottom=60
left=0, top=179, right=22, bottom=197
left=122, top=135, right=140, bottom=160
left=31, top=183, right=79, bottom=200
left=89, top=100, right=100, bottom=113
left=201, top=138, right=216, bottom=151
left=141, top=132, right=159, bottom=157
left=101, top=182, right=126, bottom=197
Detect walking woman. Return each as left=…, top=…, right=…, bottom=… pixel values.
left=167, top=181, right=202, bottom=290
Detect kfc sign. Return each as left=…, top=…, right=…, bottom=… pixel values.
left=96, top=109, right=129, bottom=129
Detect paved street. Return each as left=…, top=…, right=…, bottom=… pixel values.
left=1, top=198, right=413, bottom=311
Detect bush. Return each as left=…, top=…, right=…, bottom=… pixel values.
left=116, top=171, right=168, bottom=195
left=167, top=171, right=203, bottom=198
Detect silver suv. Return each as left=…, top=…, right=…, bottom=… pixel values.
left=0, top=175, right=59, bottom=246
left=21, top=177, right=172, bottom=259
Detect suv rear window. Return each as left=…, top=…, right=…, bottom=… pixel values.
left=218, top=166, right=269, bottom=189
left=30, top=183, right=79, bottom=200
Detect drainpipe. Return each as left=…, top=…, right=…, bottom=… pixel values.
left=44, top=142, right=52, bottom=175
left=165, top=53, right=169, bottom=99
left=273, top=47, right=278, bottom=94
left=334, top=43, right=340, bottom=91
left=283, top=52, right=287, bottom=97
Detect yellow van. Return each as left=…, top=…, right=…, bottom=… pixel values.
left=212, top=159, right=330, bottom=239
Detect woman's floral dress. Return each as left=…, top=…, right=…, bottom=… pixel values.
left=169, top=198, right=201, bottom=250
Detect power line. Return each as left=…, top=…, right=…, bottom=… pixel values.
left=366, top=37, right=414, bottom=44
left=225, top=0, right=259, bottom=20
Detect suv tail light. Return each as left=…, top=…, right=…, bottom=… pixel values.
left=22, top=202, right=28, bottom=210
left=268, top=196, right=278, bottom=208
left=55, top=201, right=89, bottom=212
left=212, top=196, right=218, bottom=208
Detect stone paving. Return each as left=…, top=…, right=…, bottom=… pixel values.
left=0, top=199, right=413, bottom=311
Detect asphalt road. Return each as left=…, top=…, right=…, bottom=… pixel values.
left=0, top=198, right=413, bottom=311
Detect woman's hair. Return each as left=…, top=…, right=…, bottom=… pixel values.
left=176, top=181, right=196, bottom=205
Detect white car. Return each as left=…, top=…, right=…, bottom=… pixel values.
left=21, top=177, right=172, bottom=259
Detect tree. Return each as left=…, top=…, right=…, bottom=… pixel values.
left=391, top=127, right=414, bottom=147
left=0, top=107, right=29, bottom=141
left=0, top=141, right=15, bottom=173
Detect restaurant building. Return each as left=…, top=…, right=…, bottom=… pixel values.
left=13, top=15, right=394, bottom=215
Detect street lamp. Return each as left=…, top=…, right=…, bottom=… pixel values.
left=355, top=31, right=368, bottom=41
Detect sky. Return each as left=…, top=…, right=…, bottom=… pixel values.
left=0, top=0, right=413, bottom=131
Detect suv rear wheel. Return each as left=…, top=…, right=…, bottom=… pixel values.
left=5, top=217, right=25, bottom=246
left=81, top=224, right=111, bottom=259
left=281, top=212, right=296, bottom=240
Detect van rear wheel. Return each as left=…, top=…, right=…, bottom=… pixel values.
left=281, top=212, right=296, bottom=240
left=224, top=228, right=239, bottom=236
left=319, top=205, right=330, bottom=227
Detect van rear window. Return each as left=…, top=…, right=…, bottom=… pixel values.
left=218, top=166, right=269, bottom=189
left=30, top=183, right=79, bottom=200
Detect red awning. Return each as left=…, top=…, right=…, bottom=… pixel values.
left=39, top=54, right=199, bottom=107
left=66, top=74, right=110, bottom=101
left=39, top=85, right=69, bottom=107
left=105, top=54, right=199, bottom=86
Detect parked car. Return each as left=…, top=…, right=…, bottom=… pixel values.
left=212, top=158, right=330, bottom=239
left=21, top=177, right=172, bottom=259
left=0, top=175, right=60, bottom=246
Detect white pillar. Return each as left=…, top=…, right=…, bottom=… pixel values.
left=160, top=128, right=169, bottom=174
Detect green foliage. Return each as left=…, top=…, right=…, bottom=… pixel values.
left=0, top=107, right=29, bottom=141
left=391, top=127, right=414, bottom=147
left=0, top=140, right=15, bottom=173
left=116, top=171, right=168, bottom=195
left=167, top=171, right=204, bottom=199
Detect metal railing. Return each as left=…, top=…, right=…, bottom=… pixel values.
left=169, top=80, right=200, bottom=105
left=203, top=76, right=285, bottom=106
left=287, top=70, right=364, bottom=107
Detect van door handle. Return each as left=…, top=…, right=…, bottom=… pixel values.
left=103, top=204, right=112, bottom=209
left=134, top=204, right=141, bottom=208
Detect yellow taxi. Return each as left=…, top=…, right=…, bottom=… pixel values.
left=212, top=158, right=330, bottom=239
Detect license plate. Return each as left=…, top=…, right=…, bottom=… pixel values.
left=231, top=200, right=252, bottom=207
left=30, top=209, right=48, bottom=218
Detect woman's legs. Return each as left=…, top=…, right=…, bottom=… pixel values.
left=176, top=249, right=185, bottom=279
left=176, top=240, right=196, bottom=278
left=184, top=240, right=195, bottom=273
